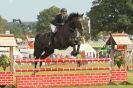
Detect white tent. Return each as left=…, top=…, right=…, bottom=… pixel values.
left=54, top=47, right=73, bottom=58
left=54, top=43, right=96, bottom=58
left=79, top=43, right=96, bottom=58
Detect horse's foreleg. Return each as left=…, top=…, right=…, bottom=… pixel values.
left=71, top=46, right=77, bottom=56
left=76, top=44, right=80, bottom=54
left=73, top=46, right=76, bottom=52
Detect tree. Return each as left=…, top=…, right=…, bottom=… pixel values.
left=6, top=21, right=37, bottom=39
left=82, top=17, right=90, bottom=41
left=0, top=16, right=7, bottom=33
left=0, top=55, right=10, bottom=71
left=36, top=6, right=60, bottom=32
left=9, top=23, right=25, bottom=38
left=87, top=0, right=133, bottom=39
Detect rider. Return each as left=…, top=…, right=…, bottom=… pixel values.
left=49, top=8, right=68, bottom=46
left=51, top=8, right=68, bottom=32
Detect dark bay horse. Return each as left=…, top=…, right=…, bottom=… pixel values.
left=34, top=13, right=84, bottom=69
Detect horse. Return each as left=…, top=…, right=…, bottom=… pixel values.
left=34, top=13, right=84, bottom=69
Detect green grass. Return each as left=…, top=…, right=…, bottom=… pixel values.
left=1, top=62, right=133, bottom=88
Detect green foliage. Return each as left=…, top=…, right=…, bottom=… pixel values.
left=87, top=0, right=133, bottom=39
left=82, top=17, right=90, bottom=41
left=6, top=22, right=36, bottom=39
left=114, top=51, right=125, bottom=69
left=36, top=6, right=60, bottom=32
left=0, top=16, right=7, bottom=33
left=9, top=23, right=25, bottom=38
left=0, top=55, right=11, bottom=71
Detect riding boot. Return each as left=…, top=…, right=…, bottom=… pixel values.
left=51, top=32, right=55, bottom=42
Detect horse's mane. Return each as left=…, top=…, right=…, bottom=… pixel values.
left=67, top=13, right=80, bottom=21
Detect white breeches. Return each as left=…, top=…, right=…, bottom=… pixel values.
left=50, top=24, right=57, bottom=33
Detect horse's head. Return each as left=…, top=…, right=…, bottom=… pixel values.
left=67, top=13, right=84, bottom=33
left=67, top=13, right=84, bottom=45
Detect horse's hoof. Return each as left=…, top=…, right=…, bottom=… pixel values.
left=71, top=51, right=77, bottom=56
left=76, top=51, right=80, bottom=54
left=73, top=53, right=77, bottom=56
left=71, top=51, right=74, bottom=55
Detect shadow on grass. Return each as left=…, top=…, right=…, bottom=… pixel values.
left=119, top=81, right=133, bottom=85
left=109, top=82, right=117, bottom=85
left=0, top=85, right=16, bottom=88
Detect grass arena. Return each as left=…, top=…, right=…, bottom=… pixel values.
left=0, top=58, right=133, bottom=88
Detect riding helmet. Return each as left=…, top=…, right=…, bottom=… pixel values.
left=61, top=8, right=67, bottom=12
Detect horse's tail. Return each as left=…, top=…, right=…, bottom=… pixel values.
left=34, top=33, right=41, bottom=57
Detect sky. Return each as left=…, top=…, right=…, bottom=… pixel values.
left=0, top=0, right=93, bottom=22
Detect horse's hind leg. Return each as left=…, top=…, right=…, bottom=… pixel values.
left=40, top=62, right=42, bottom=67
left=35, top=60, right=37, bottom=68
left=33, top=49, right=43, bottom=75
left=34, top=49, right=43, bottom=68
left=40, top=49, right=54, bottom=67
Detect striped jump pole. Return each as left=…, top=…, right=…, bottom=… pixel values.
left=15, top=58, right=111, bottom=63
left=16, top=67, right=110, bottom=72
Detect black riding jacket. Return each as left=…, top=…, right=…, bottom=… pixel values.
left=51, top=14, right=68, bottom=26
